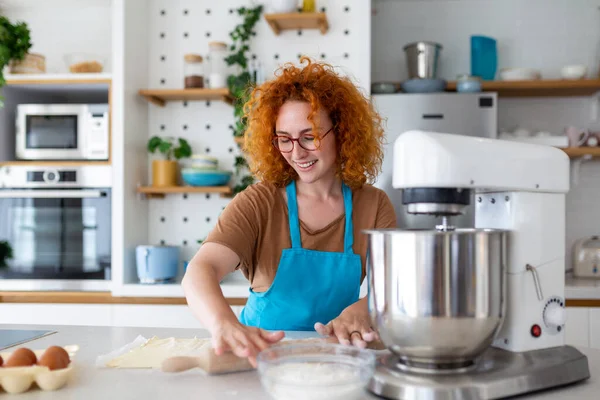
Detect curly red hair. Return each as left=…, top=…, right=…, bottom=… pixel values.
left=242, top=57, right=385, bottom=190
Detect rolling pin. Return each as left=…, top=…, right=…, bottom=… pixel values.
left=161, top=336, right=386, bottom=374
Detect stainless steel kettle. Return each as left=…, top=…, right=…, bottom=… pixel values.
left=573, top=235, right=600, bottom=279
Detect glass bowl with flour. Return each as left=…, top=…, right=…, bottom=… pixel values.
left=257, top=343, right=376, bottom=400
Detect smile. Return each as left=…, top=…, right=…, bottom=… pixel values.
left=295, top=160, right=317, bottom=169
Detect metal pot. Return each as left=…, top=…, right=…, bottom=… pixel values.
left=403, top=41, right=443, bottom=79
left=364, top=228, right=507, bottom=368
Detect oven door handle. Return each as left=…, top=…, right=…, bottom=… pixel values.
left=0, top=190, right=106, bottom=198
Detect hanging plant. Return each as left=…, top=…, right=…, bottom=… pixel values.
left=225, top=5, right=263, bottom=195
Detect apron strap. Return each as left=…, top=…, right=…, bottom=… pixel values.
left=286, top=180, right=354, bottom=252
left=286, top=181, right=302, bottom=249
left=342, top=183, right=354, bottom=253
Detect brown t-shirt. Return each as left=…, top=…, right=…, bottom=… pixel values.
left=204, top=182, right=397, bottom=292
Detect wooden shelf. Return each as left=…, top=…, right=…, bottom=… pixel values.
left=0, top=160, right=111, bottom=167
left=561, top=147, right=600, bottom=158
left=138, top=88, right=234, bottom=107
left=446, top=79, right=600, bottom=97
left=137, top=185, right=232, bottom=199
left=265, top=12, right=329, bottom=35
left=5, top=73, right=112, bottom=85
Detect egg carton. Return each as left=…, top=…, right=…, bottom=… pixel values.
left=0, top=345, right=79, bottom=394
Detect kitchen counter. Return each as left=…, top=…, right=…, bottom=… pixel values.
left=1, top=324, right=600, bottom=399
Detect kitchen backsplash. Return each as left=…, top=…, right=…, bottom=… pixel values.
left=145, top=0, right=370, bottom=266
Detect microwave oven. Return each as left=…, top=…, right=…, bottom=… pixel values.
left=16, top=104, right=109, bottom=161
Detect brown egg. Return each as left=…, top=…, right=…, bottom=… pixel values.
left=5, top=348, right=37, bottom=367
left=0, top=354, right=3, bottom=366
left=37, top=346, right=70, bottom=370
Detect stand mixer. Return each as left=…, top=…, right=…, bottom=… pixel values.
left=364, top=131, right=591, bottom=399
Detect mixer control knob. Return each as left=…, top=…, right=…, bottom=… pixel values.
left=543, top=297, right=566, bottom=334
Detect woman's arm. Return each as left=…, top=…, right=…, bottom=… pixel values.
left=182, top=242, right=241, bottom=331
left=182, top=243, right=284, bottom=365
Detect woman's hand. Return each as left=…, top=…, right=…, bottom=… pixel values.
left=211, top=317, right=285, bottom=367
left=314, top=298, right=378, bottom=348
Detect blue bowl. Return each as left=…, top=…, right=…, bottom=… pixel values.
left=181, top=168, right=232, bottom=186
left=401, top=78, right=447, bottom=93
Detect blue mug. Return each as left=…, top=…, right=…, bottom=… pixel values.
left=471, top=35, right=497, bottom=81
left=136, top=245, right=179, bottom=284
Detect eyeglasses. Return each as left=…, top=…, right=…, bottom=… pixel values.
left=272, top=127, right=333, bottom=153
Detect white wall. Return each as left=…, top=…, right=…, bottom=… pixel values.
left=372, top=0, right=600, bottom=270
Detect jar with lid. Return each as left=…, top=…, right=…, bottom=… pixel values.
left=208, top=42, right=228, bottom=89
left=184, top=54, right=204, bottom=88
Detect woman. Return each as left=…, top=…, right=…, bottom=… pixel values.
left=182, top=57, right=396, bottom=365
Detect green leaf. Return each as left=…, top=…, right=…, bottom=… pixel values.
left=173, top=138, right=192, bottom=159
left=147, top=136, right=163, bottom=153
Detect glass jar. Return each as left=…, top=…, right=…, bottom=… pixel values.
left=184, top=54, right=204, bottom=88
left=208, top=42, right=228, bottom=89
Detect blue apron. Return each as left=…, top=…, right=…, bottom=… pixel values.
left=239, top=180, right=362, bottom=331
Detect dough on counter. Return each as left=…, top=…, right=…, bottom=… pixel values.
left=105, top=337, right=211, bottom=369
left=102, top=335, right=386, bottom=370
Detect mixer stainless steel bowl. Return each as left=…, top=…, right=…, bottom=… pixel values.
left=363, top=228, right=507, bottom=371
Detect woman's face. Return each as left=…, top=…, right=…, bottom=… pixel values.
left=274, top=101, right=337, bottom=184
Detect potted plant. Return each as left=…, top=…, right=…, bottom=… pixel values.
left=0, top=16, right=33, bottom=88
left=0, top=240, right=13, bottom=268
left=147, top=136, right=192, bottom=187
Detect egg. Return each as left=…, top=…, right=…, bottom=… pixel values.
left=37, top=346, right=70, bottom=370
left=0, top=354, right=3, bottom=366
left=5, top=348, right=37, bottom=367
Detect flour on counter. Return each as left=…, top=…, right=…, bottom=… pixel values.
left=261, top=362, right=366, bottom=400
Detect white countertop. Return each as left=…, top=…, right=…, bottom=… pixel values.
left=1, top=324, right=600, bottom=399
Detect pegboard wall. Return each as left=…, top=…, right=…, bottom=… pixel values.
left=144, top=0, right=371, bottom=264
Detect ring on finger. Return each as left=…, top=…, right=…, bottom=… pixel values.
left=349, top=330, right=362, bottom=339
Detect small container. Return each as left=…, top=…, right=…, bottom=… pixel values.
left=456, top=74, right=482, bottom=93
left=303, top=0, right=316, bottom=12
left=208, top=42, right=228, bottom=89
left=257, top=343, right=375, bottom=400
left=184, top=54, right=204, bottom=88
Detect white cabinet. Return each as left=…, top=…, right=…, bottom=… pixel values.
left=0, top=304, right=113, bottom=326
left=565, top=307, right=591, bottom=348
left=111, top=305, right=203, bottom=329
left=589, top=309, right=600, bottom=349
left=0, top=304, right=246, bottom=330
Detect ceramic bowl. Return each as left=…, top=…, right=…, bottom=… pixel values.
left=560, top=65, right=587, bottom=80
left=181, top=168, right=232, bottom=186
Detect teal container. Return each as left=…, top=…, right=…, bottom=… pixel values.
left=471, top=35, right=497, bottom=81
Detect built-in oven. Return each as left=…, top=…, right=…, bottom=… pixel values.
left=0, top=165, right=111, bottom=290
left=16, top=104, right=109, bottom=161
